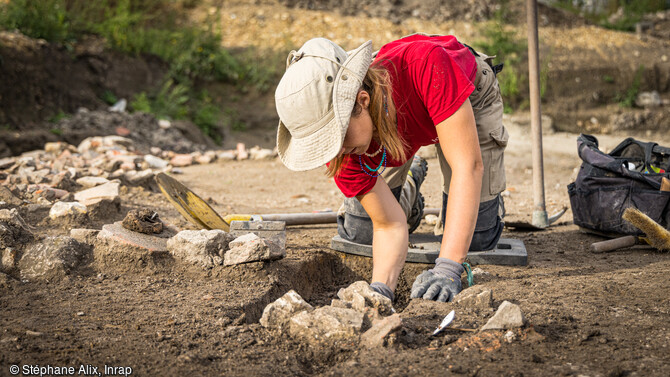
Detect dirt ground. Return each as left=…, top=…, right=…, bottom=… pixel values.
left=2, top=123, right=670, bottom=377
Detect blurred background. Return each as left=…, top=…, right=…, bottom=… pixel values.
left=1, top=0, right=668, bottom=156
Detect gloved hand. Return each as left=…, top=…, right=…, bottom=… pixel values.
left=410, top=257, right=463, bottom=302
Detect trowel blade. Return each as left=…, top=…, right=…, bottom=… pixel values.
left=155, top=172, right=229, bottom=231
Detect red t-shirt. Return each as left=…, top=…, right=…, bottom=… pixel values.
left=334, top=34, right=477, bottom=198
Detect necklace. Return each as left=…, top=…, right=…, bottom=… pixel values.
left=359, top=147, right=387, bottom=177
left=364, top=143, right=383, bottom=157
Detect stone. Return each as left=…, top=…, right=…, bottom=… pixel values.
left=472, top=267, right=492, bottom=283
left=288, top=306, right=364, bottom=345
left=0, top=186, right=22, bottom=208
left=44, top=142, right=68, bottom=154
left=0, top=157, right=15, bottom=169
left=49, top=202, right=88, bottom=220
left=0, top=209, right=34, bottom=249
left=259, top=290, right=314, bottom=330
left=76, top=176, right=110, bottom=188
left=158, top=119, right=171, bottom=129
left=337, top=281, right=394, bottom=316
left=224, top=233, right=285, bottom=266
left=95, top=221, right=176, bottom=273
left=249, top=146, right=275, bottom=160
left=167, top=229, right=235, bottom=268
left=195, top=155, right=213, bottom=164
left=108, top=99, right=127, bottom=112
left=217, top=150, right=236, bottom=161
left=454, top=285, right=493, bottom=308
left=125, top=169, right=156, bottom=190
left=481, top=301, right=526, bottom=331
left=229, top=221, right=287, bottom=248
left=1, top=248, right=20, bottom=274
left=170, top=154, right=193, bottom=167
left=50, top=171, right=78, bottom=191
left=504, top=330, right=516, bottom=343
left=236, top=143, right=248, bottom=160
left=360, top=313, right=402, bottom=348
left=70, top=229, right=100, bottom=245
left=74, top=182, right=120, bottom=206
left=144, top=154, right=169, bottom=169
left=636, top=91, right=662, bottom=108
left=18, top=236, right=88, bottom=281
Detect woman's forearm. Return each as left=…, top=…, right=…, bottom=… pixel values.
left=370, top=222, right=408, bottom=291
left=439, top=166, right=483, bottom=263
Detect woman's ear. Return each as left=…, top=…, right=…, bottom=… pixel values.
left=357, top=90, right=370, bottom=109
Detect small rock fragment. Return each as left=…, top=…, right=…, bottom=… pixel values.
left=1, top=248, right=20, bottom=274
left=481, top=301, right=526, bottom=331
left=167, top=229, right=234, bottom=268
left=249, top=146, right=276, bottom=160
left=504, top=330, right=516, bottom=343
left=224, top=233, right=285, bottom=266
left=74, top=182, right=120, bottom=206
left=170, top=154, right=193, bottom=167
left=158, top=119, right=171, bottom=129
left=260, top=290, right=314, bottom=330
left=236, top=143, right=248, bottom=160
left=454, top=285, right=493, bottom=308
left=76, top=176, right=109, bottom=188
left=336, top=281, right=394, bottom=316
left=0, top=209, right=34, bottom=249
left=360, top=313, right=402, bottom=348
left=0, top=186, right=22, bottom=208
left=288, top=306, right=364, bottom=345
left=144, top=154, right=169, bottom=169
left=217, top=150, right=236, bottom=161
left=49, top=202, right=88, bottom=220
left=18, top=236, right=88, bottom=281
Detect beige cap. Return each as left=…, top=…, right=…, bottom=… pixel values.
left=275, top=38, right=372, bottom=171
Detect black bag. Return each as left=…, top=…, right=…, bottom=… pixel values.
left=567, top=134, right=670, bottom=236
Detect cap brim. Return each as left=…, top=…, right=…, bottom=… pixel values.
left=276, top=40, right=373, bottom=172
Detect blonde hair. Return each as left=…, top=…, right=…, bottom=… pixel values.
left=326, top=62, right=407, bottom=178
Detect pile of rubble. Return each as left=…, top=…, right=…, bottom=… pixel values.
left=0, top=205, right=288, bottom=281
left=0, top=135, right=276, bottom=209
left=259, top=281, right=529, bottom=349
left=0, top=133, right=279, bottom=282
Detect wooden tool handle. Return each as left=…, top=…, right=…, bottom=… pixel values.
left=661, top=177, right=670, bottom=192
left=590, top=235, right=637, bottom=253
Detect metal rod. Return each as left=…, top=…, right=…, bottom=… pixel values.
left=258, top=208, right=442, bottom=226
left=527, top=0, right=548, bottom=228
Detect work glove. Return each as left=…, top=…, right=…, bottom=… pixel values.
left=410, top=257, right=464, bottom=302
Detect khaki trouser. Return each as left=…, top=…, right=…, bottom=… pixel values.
left=337, top=50, right=508, bottom=248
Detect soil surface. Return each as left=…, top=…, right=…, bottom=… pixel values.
left=2, top=124, right=670, bottom=376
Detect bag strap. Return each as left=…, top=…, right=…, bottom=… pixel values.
left=577, top=134, right=662, bottom=190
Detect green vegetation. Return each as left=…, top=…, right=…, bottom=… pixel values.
left=101, top=90, right=118, bottom=106
left=48, top=110, right=69, bottom=123
left=473, top=3, right=528, bottom=113
left=0, top=0, right=280, bottom=143
left=551, top=0, right=667, bottom=31
left=615, top=65, right=645, bottom=108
